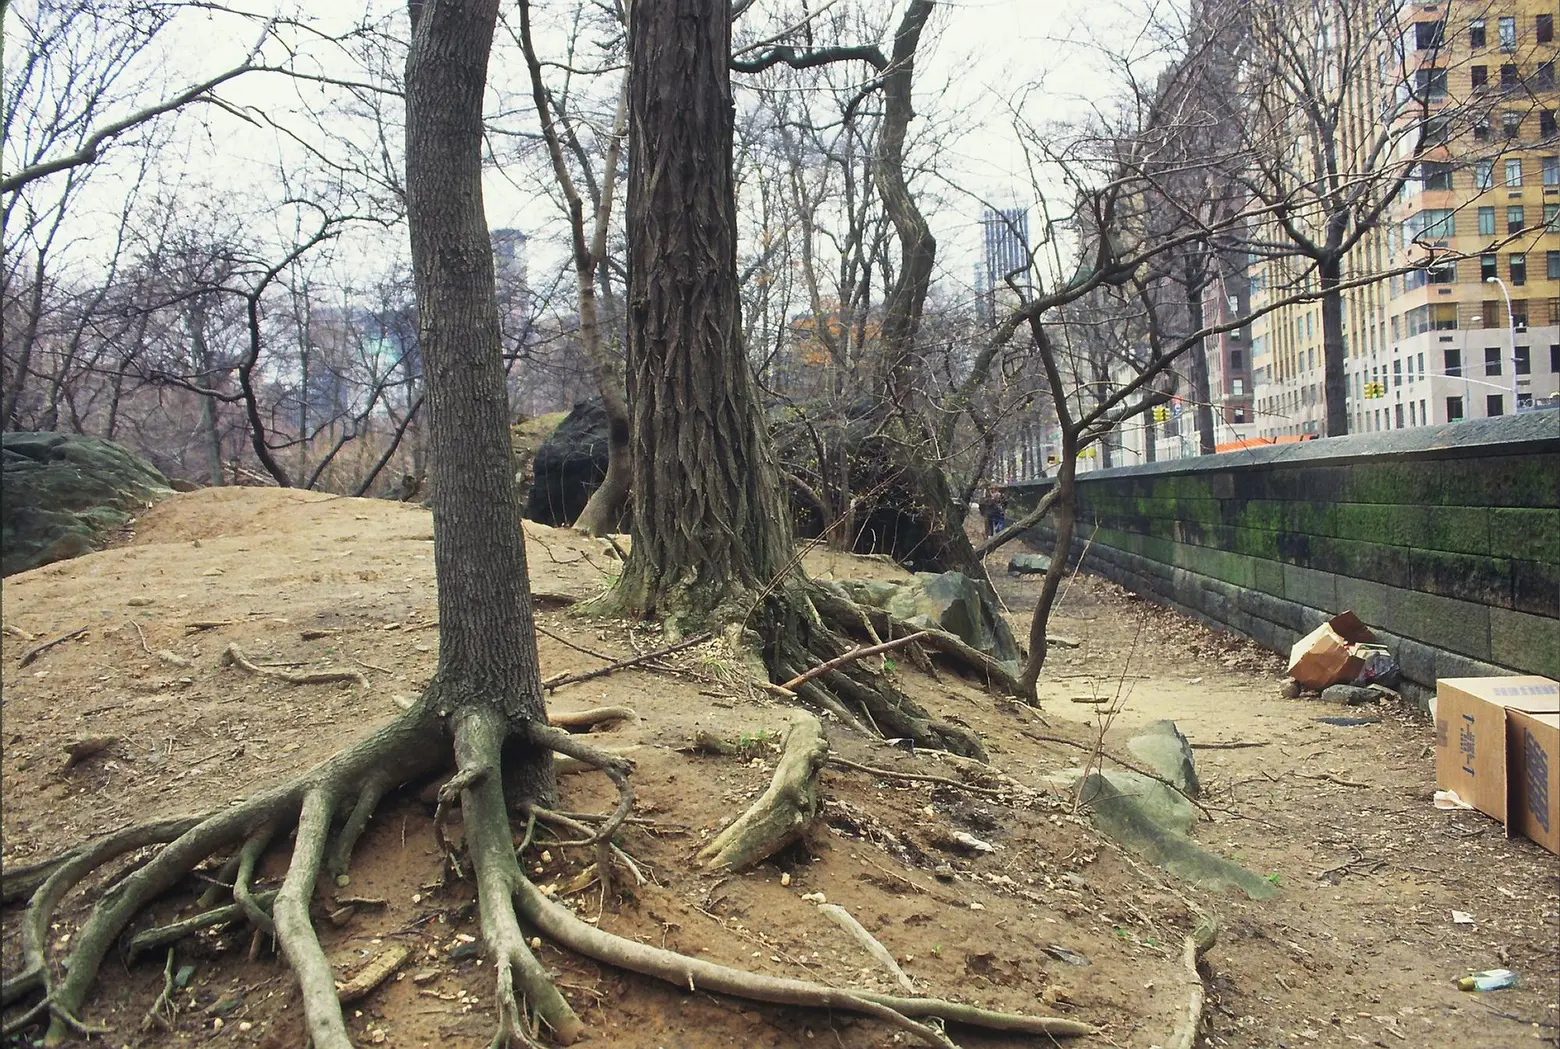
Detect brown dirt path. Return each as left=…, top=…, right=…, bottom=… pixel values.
left=0, top=488, right=1554, bottom=1049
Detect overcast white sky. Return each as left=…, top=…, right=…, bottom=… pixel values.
left=6, top=0, right=1180, bottom=300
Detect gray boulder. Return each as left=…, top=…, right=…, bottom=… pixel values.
left=1126, top=720, right=1201, bottom=797
left=1321, top=684, right=1380, bottom=706
left=1007, top=553, right=1052, bottom=575
left=882, top=571, right=1021, bottom=665
left=2, top=432, right=171, bottom=576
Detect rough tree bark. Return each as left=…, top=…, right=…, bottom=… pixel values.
left=609, top=0, right=792, bottom=622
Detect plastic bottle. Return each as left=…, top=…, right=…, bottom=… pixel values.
left=1455, top=969, right=1517, bottom=991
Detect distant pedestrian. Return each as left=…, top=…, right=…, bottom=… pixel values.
left=980, top=487, right=1007, bottom=537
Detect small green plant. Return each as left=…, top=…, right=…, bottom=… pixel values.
left=881, top=657, right=898, bottom=672
left=1265, top=872, right=1282, bottom=887
left=930, top=944, right=942, bottom=957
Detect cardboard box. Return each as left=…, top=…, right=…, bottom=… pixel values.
left=1287, top=611, right=1377, bottom=690
left=1507, top=710, right=1559, bottom=855
left=1434, top=676, right=1560, bottom=829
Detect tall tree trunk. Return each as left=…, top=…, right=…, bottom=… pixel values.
left=1319, top=256, right=1347, bottom=436
left=1187, top=286, right=1216, bottom=455
left=405, top=0, right=554, bottom=799
left=871, top=0, right=936, bottom=411
left=609, top=0, right=791, bottom=622
left=186, top=302, right=225, bottom=487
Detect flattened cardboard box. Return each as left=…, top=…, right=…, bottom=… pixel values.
left=1507, top=710, right=1559, bottom=856
left=1287, top=611, right=1377, bottom=690
left=1434, top=676, right=1560, bottom=827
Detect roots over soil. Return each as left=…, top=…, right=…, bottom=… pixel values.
left=3, top=666, right=1089, bottom=1049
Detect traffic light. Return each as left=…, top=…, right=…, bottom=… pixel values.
left=1152, top=405, right=1170, bottom=422
left=1363, top=381, right=1385, bottom=399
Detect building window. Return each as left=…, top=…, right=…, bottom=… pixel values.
left=1511, top=253, right=1527, bottom=286
left=1551, top=344, right=1560, bottom=373
left=1232, top=378, right=1244, bottom=395
left=1540, top=13, right=1555, bottom=44
left=1501, top=63, right=1520, bottom=90
left=1516, top=346, right=1531, bottom=375
left=1506, top=158, right=1523, bottom=186
left=1230, top=348, right=1243, bottom=369
left=1415, top=20, right=1445, bottom=49
left=1393, top=359, right=1403, bottom=386
left=1475, top=159, right=1494, bottom=189
left=1409, top=401, right=1418, bottom=426
left=1479, top=206, right=1496, bottom=235
left=1447, top=396, right=1464, bottom=421
left=1481, top=254, right=1498, bottom=280
left=1470, top=18, right=1487, bottom=48
left=1416, top=67, right=1449, bottom=100
left=1472, top=64, right=1489, bottom=90
left=1428, top=260, right=1455, bottom=284
left=1395, top=403, right=1405, bottom=428
left=1545, top=156, right=1560, bottom=185
left=1513, top=300, right=1528, bottom=327
left=1405, top=208, right=1456, bottom=241
left=1474, top=116, right=1492, bottom=143
left=1422, top=161, right=1453, bottom=190
left=1540, top=61, right=1557, bottom=90
left=1486, top=347, right=1503, bottom=376
left=1499, top=15, right=1517, bottom=50
left=1445, top=349, right=1462, bottom=377
left=1543, top=111, right=1558, bottom=139
left=1549, top=251, right=1560, bottom=280
left=1504, top=111, right=1522, bottom=139
left=1508, top=205, right=1526, bottom=233
left=1483, top=300, right=1503, bottom=327
left=1488, top=394, right=1505, bottom=416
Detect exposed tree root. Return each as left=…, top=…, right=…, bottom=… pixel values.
left=513, top=875, right=1097, bottom=1043
left=4, top=685, right=1091, bottom=1049
left=698, top=712, right=827, bottom=871
left=221, top=642, right=369, bottom=688
left=818, top=902, right=915, bottom=992
left=1166, top=917, right=1219, bottom=1049
left=547, top=705, right=637, bottom=731
left=827, top=756, right=1012, bottom=799
left=780, top=632, right=931, bottom=691
left=17, top=625, right=87, bottom=668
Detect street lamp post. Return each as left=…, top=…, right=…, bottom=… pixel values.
left=1485, top=275, right=1521, bottom=413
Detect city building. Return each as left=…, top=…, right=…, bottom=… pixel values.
left=978, top=207, right=1031, bottom=325
left=1251, top=1, right=1560, bottom=437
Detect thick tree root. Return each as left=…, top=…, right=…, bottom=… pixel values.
left=1166, top=917, right=1219, bottom=1049
left=698, top=712, right=827, bottom=871
left=513, top=876, right=1096, bottom=1043
left=273, top=789, right=348, bottom=1049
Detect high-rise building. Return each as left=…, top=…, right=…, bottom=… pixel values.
left=979, top=207, right=1031, bottom=324
left=1250, top=1, right=1560, bottom=437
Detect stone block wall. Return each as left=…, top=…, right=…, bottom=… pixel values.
left=1007, top=414, right=1560, bottom=699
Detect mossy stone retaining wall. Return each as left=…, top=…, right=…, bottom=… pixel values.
left=1007, top=414, right=1560, bottom=698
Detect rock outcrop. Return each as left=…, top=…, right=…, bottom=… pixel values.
left=2, top=432, right=171, bottom=576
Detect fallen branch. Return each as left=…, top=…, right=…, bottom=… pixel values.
left=699, top=712, right=827, bottom=872
left=1296, top=771, right=1371, bottom=789
left=827, top=756, right=1011, bottom=799
left=4, top=624, right=37, bottom=642
left=221, top=643, right=368, bottom=688
left=1189, top=740, right=1268, bottom=750
left=60, top=737, right=117, bottom=773
left=130, top=621, right=193, bottom=668
left=336, top=944, right=410, bottom=1003
left=818, top=903, right=914, bottom=992
left=18, top=626, right=87, bottom=668
left=543, top=632, right=713, bottom=691
left=780, top=632, right=930, bottom=692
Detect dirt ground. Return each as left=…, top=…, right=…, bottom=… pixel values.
left=1, top=487, right=1556, bottom=1049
